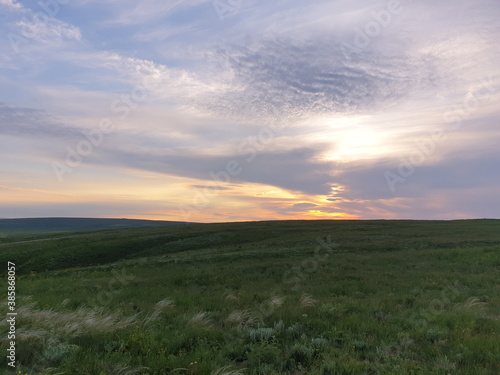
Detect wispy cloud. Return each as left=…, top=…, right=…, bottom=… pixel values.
left=15, top=18, right=81, bottom=42
left=0, top=0, right=21, bottom=9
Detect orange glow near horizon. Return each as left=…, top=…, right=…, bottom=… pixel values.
left=0, top=171, right=369, bottom=222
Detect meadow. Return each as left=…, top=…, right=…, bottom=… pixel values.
left=0, top=219, right=499, bottom=375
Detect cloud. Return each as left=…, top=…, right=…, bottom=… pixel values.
left=334, top=149, right=500, bottom=202
left=0, top=102, right=82, bottom=138
left=78, top=0, right=208, bottom=25
left=0, top=2, right=82, bottom=60
left=0, top=0, right=21, bottom=9
left=16, top=18, right=81, bottom=42
left=191, top=185, right=231, bottom=191
left=91, top=145, right=337, bottom=196
left=0, top=200, right=178, bottom=219
left=194, top=37, right=438, bottom=122
left=289, top=202, right=318, bottom=211
left=115, top=0, right=206, bottom=25
left=57, top=50, right=218, bottom=104
left=134, top=23, right=198, bottom=42
left=1, top=0, right=499, bottom=221
left=0, top=184, right=72, bottom=196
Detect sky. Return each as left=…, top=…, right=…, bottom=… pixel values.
left=0, top=0, right=499, bottom=222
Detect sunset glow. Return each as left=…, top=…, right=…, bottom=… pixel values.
left=1, top=0, right=499, bottom=222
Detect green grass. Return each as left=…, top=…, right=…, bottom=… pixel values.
left=1, top=220, right=499, bottom=374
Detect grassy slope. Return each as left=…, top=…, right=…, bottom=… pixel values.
left=0, top=218, right=189, bottom=235
left=0, top=220, right=499, bottom=375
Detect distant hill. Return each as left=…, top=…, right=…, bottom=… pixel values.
left=0, top=217, right=191, bottom=233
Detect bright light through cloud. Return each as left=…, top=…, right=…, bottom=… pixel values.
left=313, top=116, right=388, bottom=162
left=0, top=0, right=499, bottom=222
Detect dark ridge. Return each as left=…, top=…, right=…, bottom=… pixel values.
left=0, top=217, right=192, bottom=233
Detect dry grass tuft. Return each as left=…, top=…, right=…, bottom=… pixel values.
left=188, top=311, right=213, bottom=328
left=269, top=295, right=285, bottom=308
left=299, top=294, right=317, bottom=309
left=210, top=365, right=246, bottom=375
left=144, top=298, right=175, bottom=324
left=111, top=364, right=150, bottom=375
left=453, top=296, right=487, bottom=315
left=225, top=309, right=259, bottom=328
left=0, top=301, right=138, bottom=344
left=224, top=292, right=240, bottom=302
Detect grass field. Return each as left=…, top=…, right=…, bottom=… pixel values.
left=1, top=219, right=499, bottom=375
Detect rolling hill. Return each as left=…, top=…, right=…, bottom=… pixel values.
left=0, top=219, right=499, bottom=374
left=0, top=217, right=191, bottom=233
